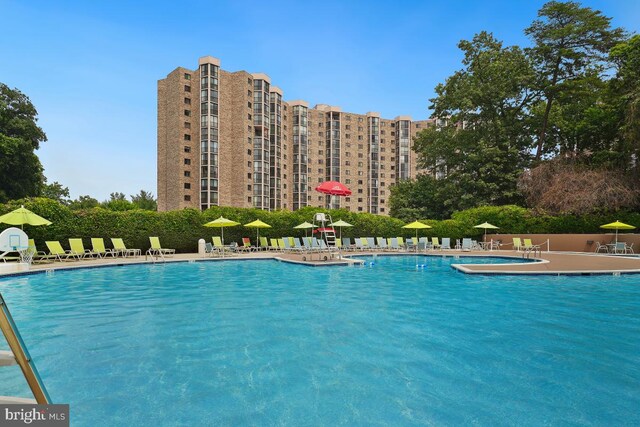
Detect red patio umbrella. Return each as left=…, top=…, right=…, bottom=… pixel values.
left=315, top=181, right=352, bottom=196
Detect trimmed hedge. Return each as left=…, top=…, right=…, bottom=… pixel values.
left=1, top=199, right=638, bottom=253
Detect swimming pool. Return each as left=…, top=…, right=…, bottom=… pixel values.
left=0, top=256, right=638, bottom=426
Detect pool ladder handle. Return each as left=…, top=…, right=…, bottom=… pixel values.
left=0, top=292, right=51, bottom=404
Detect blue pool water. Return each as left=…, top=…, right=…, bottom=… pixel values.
left=0, top=256, right=639, bottom=426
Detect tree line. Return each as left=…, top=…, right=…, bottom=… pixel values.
left=391, top=1, right=640, bottom=220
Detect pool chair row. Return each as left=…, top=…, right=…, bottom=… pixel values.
left=27, top=238, right=145, bottom=263
left=237, top=236, right=333, bottom=253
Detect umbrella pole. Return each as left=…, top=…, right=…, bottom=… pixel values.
left=222, top=228, right=225, bottom=258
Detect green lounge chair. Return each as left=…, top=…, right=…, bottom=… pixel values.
left=523, top=239, right=541, bottom=251
left=212, top=236, right=237, bottom=254
left=239, top=237, right=255, bottom=252
left=431, top=237, right=441, bottom=250
left=269, top=238, right=279, bottom=251
left=28, top=239, right=53, bottom=263
left=111, top=238, right=141, bottom=257
left=45, top=241, right=76, bottom=262
left=91, top=238, right=115, bottom=258
left=69, top=238, right=92, bottom=259
left=147, top=237, right=175, bottom=258
left=397, top=237, right=406, bottom=250
left=512, top=237, right=523, bottom=251
left=259, top=236, right=269, bottom=251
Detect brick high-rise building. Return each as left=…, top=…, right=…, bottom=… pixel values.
left=158, top=55, right=435, bottom=214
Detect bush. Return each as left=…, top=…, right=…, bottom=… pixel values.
left=2, top=199, right=638, bottom=253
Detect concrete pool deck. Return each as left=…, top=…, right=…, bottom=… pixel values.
left=2, top=249, right=640, bottom=276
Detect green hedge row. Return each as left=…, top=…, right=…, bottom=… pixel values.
left=1, top=199, right=638, bottom=253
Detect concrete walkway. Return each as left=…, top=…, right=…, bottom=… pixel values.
left=2, top=249, right=640, bottom=277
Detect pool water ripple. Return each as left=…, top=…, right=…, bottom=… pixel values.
left=0, top=256, right=638, bottom=426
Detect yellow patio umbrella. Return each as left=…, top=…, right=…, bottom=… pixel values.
left=328, top=219, right=353, bottom=240
left=0, top=206, right=52, bottom=229
left=600, top=220, right=636, bottom=243
left=204, top=216, right=240, bottom=245
left=244, top=219, right=271, bottom=245
left=402, top=220, right=432, bottom=242
left=293, top=221, right=315, bottom=238
left=473, top=222, right=499, bottom=241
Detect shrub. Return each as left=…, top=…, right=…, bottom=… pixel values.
left=1, top=199, right=638, bottom=253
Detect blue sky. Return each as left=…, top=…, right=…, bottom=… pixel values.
left=1, top=0, right=638, bottom=201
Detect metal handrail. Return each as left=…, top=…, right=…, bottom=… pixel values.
left=0, top=292, right=51, bottom=403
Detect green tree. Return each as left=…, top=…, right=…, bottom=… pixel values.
left=131, top=190, right=157, bottom=211
left=101, top=192, right=135, bottom=211
left=610, top=34, right=640, bottom=179
left=525, top=1, right=624, bottom=160
left=412, top=32, right=534, bottom=214
left=0, top=83, right=47, bottom=202
left=41, top=179, right=70, bottom=204
left=0, top=134, right=44, bottom=202
left=68, top=195, right=99, bottom=210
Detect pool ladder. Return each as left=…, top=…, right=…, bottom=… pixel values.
left=0, top=291, right=51, bottom=404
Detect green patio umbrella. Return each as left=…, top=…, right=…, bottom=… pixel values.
left=473, top=222, right=499, bottom=241
left=244, top=219, right=271, bottom=246
left=328, top=219, right=353, bottom=240
left=293, top=221, right=315, bottom=238
left=204, top=216, right=240, bottom=245
left=600, top=220, right=636, bottom=243
left=0, top=206, right=52, bottom=229
left=402, top=220, right=432, bottom=243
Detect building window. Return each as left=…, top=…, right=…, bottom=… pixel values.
left=184, top=146, right=191, bottom=153
left=248, top=102, right=252, bottom=108
left=357, top=198, right=363, bottom=202
left=184, top=171, right=191, bottom=177
left=184, top=183, right=191, bottom=189
left=184, top=109, right=191, bottom=116
left=184, top=97, right=191, bottom=105
left=184, top=195, right=191, bottom=201
left=345, top=134, right=350, bottom=139
left=345, top=125, right=351, bottom=130
left=184, top=134, right=191, bottom=141
left=184, top=158, right=191, bottom=165
left=184, top=85, right=191, bottom=92
left=184, top=122, right=191, bottom=129
left=358, top=136, right=363, bottom=140
left=358, top=117, right=363, bottom=122
left=184, top=73, right=191, bottom=80
left=416, top=123, right=421, bottom=128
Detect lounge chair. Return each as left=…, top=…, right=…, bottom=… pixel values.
left=111, top=238, right=141, bottom=257
left=431, top=237, right=441, bottom=250
left=269, top=238, right=280, bottom=251
left=418, top=237, right=431, bottom=251
left=441, top=238, right=451, bottom=250
left=69, top=238, right=93, bottom=259
left=354, top=238, right=365, bottom=251
left=366, top=237, right=377, bottom=251
left=239, top=237, right=256, bottom=252
left=594, top=242, right=608, bottom=253
left=377, top=237, right=388, bottom=251
left=302, top=237, right=314, bottom=252
left=28, top=239, right=53, bottom=263
left=45, top=241, right=76, bottom=262
left=277, top=238, right=287, bottom=251
left=342, top=237, right=353, bottom=250
left=204, top=242, right=221, bottom=257
left=293, top=238, right=306, bottom=252
left=397, top=237, right=406, bottom=250
left=259, top=236, right=270, bottom=251
left=461, top=238, right=472, bottom=251
left=213, top=236, right=236, bottom=255
left=91, top=238, right=115, bottom=258
left=389, top=238, right=401, bottom=251
left=335, top=238, right=342, bottom=249
left=523, top=239, right=541, bottom=251
left=147, top=237, right=175, bottom=258
left=512, top=237, right=523, bottom=252
left=282, top=238, right=302, bottom=252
